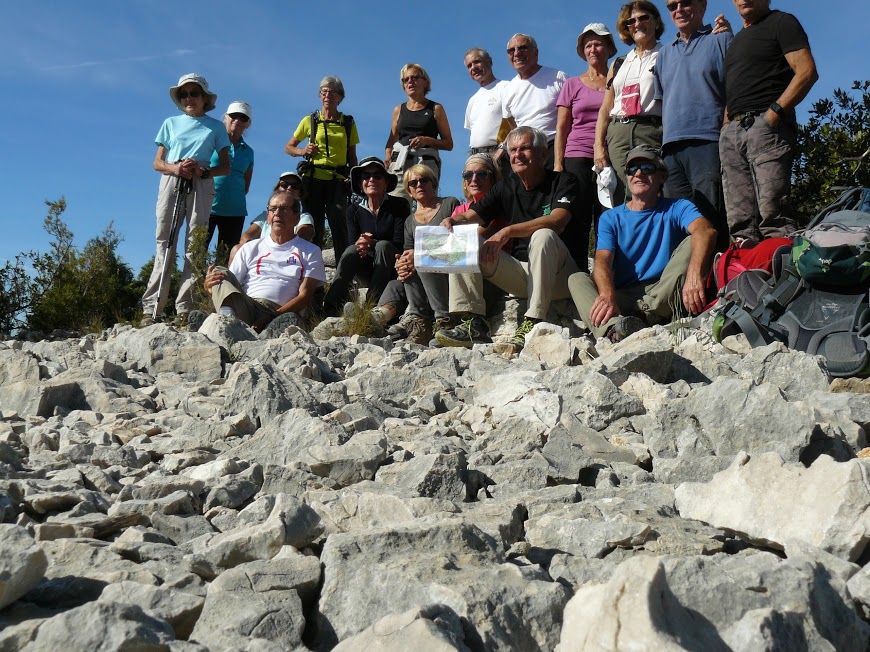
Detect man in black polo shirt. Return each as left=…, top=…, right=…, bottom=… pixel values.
left=719, top=0, right=817, bottom=241
left=436, top=126, right=583, bottom=354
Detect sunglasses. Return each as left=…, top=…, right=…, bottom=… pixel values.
left=279, top=179, right=302, bottom=190
left=625, top=162, right=660, bottom=176
left=360, top=171, right=386, bottom=181
left=267, top=205, right=295, bottom=213
left=666, top=0, right=692, bottom=10
left=507, top=44, right=530, bottom=55
left=177, top=90, right=202, bottom=100
left=402, top=74, right=422, bottom=84
left=228, top=113, right=250, bottom=123
left=462, top=170, right=491, bottom=181
left=624, top=14, right=652, bottom=27
left=408, top=178, right=433, bottom=188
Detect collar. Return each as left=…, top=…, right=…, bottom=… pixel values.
left=670, top=23, right=713, bottom=45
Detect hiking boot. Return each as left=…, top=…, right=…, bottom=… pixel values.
left=605, top=316, right=646, bottom=343
left=139, top=316, right=159, bottom=328
left=387, top=312, right=417, bottom=341
left=435, top=314, right=491, bottom=348
left=406, top=315, right=433, bottom=346
left=493, top=317, right=538, bottom=356
left=370, top=304, right=397, bottom=328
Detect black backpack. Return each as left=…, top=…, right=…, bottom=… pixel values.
left=297, top=111, right=355, bottom=178
left=713, top=188, right=870, bottom=377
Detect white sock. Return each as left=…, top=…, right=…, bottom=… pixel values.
left=219, top=306, right=236, bottom=318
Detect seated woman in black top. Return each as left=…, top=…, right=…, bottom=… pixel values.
left=322, top=157, right=410, bottom=316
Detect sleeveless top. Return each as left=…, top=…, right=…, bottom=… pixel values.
left=396, top=100, right=439, bottom=146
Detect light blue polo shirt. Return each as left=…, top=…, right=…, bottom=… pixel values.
left=653, top=26, right=733, bottom=145
left=597, top=198, right=701, bottom=286
left=211, top=137, right=254, bottom=216
left=155, top=114, right=230, bottom=166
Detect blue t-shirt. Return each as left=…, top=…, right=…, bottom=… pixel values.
left=211, top=137, right=254, bottom=216
left=155, top=114, right=231, bottom=166
left=653, top=26, right=733, bottom=145
left=597, top=198, right=701, bottom=286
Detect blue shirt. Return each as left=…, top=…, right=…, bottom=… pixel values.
left=653, top=26, right=733, bottom=145
left=211, top=137, right=254, bottom=216
left=155, top=114, right=230, bottom=166
left=597, top=198, right=701, bottom=286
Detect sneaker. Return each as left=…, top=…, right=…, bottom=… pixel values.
left=387, top=312, right=417, bottom=340
left=139, top=316, right=159, bottom=328
left=406, top=315, right=434, bottom=346
left=493, top=317, right=537, bottom=356
left=435, top=314, right=491, bottom=348
left=606, top=316, right=646, bottom=343
left=370, top=304, right=397, bottom=328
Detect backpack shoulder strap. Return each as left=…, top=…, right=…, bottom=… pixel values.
left=606, top=56, right=627, bottom=90
left=342, top=113, right=354, bottom=141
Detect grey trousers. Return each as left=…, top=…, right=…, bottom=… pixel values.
left=209, top=267, right=280, bottom=327
left=719, top=116, right=797, bottom=241
left=142, top=174, right=214, bottom=317
left=568, top=235, right=694, bottom=338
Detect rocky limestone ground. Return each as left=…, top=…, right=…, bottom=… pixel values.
left=0, top=301, right=869, bottom=651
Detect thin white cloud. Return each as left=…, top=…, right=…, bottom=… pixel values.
left=40, top=49, right=194, bottom=73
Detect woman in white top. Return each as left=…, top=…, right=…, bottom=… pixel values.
left=594, top=1, right=665, bottom=204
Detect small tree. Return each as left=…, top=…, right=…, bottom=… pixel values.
left=792, top=80, right=870, bottom=224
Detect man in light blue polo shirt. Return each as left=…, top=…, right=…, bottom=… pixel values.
left=654, top=0, right=732, bottom=251
left=568, top=146, right=716, bottom=342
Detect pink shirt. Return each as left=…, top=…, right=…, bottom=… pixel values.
left=557, top=77, right=605, bottom=159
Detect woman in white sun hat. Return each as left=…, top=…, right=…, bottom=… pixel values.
left=141, top=72, right=230, bottom=327
left=208, top=100, right=255, bottom=265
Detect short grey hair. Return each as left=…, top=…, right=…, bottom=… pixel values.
left=319, top=75, right=345, bottom=98
left=507, top=126, right=547, bottom=152
left=464, top=47, right=493, bottom=68
left=506, top=33, right=538, bottom=50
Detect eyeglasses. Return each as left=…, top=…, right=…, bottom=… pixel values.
left=402, top=74, right=423, bottom=84
left=666, top=0, right=692, bottom=10
left=507, top=44, right=530, bottom=55
left=177, top=90, right=202, bottom=100
left=624, top=14, right=652, bottom=27
left=462, top=170, right=491, bottom=181
left=360, top=171, right=386, bottom=181
left=320, top=88, right=339, bottom=96
left=267, top=205, right=295, bottom=213
left=408, top=178, right=433, bottom=188
left=279, top=179, right=302, bottom=190
left=228, top=113, right=250, bottom=123
left=625, top=162, right=660, bottom=176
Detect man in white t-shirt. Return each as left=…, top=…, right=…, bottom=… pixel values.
left=464, top=47, right=512, bottom=173
left=501, top=33, right=567, bottom=169
left=204, top=190, right=326, bottom=331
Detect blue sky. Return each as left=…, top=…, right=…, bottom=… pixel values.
left=2, top=1, right=866, bottom=276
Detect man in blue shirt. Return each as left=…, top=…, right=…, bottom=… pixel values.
left=654, top=0, right=732, bottom=251
left=569, top=146, right=716, bottom=342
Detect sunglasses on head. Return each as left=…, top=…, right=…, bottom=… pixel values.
left=624, top=14, right=652, bottom=27
left=408, top=178, right=433, bottom=188
left=462, top=170, right=491, bottom=181
left=666, top=0, right=693, bottom=10
left=228, top=113, right=250, bottom=123
left=507, top=44, right=530, bottom=55
left=177, top=90, right=202, bottom=100
left=625, top=162, right=660, bottom=175
left=360, top=171, right=385, bottom=181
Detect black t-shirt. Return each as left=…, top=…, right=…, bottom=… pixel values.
left=345, top=195, right=410, bottom=249
left=396, top=100, right=440, bottom=146
left=470, top=170, right=585, bottom=265
left=724, top=10, right=811, bottom=115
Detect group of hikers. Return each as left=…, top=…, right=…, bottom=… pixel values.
left=139, top=0, right=818, bottom=355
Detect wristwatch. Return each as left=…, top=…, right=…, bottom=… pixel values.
left=769, top=102, right=784, bottom=117
left=200, top=168, right=212, bottom=180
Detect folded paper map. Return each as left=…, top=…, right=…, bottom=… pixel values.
left=414, top=224, right=479, bottom=274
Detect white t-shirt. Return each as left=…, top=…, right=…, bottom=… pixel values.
left=502, top=66, right=567, bottom=139
left=230, top=236, right=326, bottom=306
left=465, top=79, right=509, bottom=148
left=610, top=44, right=662, bottom=118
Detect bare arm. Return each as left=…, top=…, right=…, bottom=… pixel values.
left=276, top=276, right=320, bottom=315
left=765, top=48, right=818, bottom=127
left=153, top=145, right=192, bottom=178
left=682, top=217, right=717, bottom=314
left=554, top=106, right=572, bottom=172
left=594, top=64, right=617, bottom=170
left=589, top=248, right=619, bottom=327
left=347, top=144, right=358, bottom=168
left=243, top=166, right=253, bottom=194
left=285, top=135, right=318, bottom=158
left=384, top=104, right=401, bottom=163
left=208, top=148, right=231, bottom=178
left=441, top=208, right=485, bottom=229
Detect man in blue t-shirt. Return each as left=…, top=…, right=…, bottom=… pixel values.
left=569, top=146, right=716, bottom=342
left=654, top=0, right=733, bottom=251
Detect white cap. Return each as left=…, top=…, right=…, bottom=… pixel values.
left=226, top=100, right=253, bottom=123
left=595, top=165, right=617, bottom=209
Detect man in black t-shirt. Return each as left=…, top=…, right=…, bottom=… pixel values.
left=719, top=0, right=817, bottom=241
left=436, top=126, right=584, bottom=354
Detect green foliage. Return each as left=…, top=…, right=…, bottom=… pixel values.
left=188, top=225, right=216, bottom=313
left=793, top=80, right=870, bottom=225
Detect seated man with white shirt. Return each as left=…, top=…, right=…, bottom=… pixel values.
left=203, top=190, right=326, bottom=332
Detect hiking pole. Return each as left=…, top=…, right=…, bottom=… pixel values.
left=152, top=175, right=192, bottom=320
